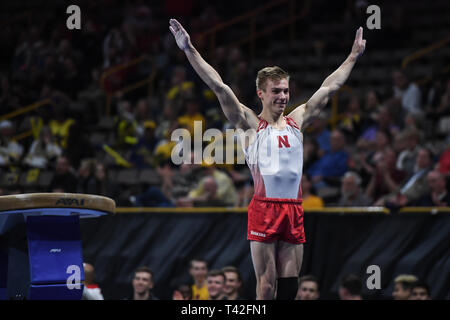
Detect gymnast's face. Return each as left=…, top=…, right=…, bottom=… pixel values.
left=257, top=78, right=290, bottom=115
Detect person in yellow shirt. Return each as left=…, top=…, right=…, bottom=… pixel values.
left=301, top=173, right=324, bottom=209
left=177, top=98, right=206, bottom=136
left=189, top=259, right=209, bottom=300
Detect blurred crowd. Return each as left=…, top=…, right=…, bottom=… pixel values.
left=0, top=0, right=449, bottom=211
left=82, top=259, right=433, bottom=300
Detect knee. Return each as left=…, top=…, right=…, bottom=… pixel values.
left=258, top=279, right=276, bottom=299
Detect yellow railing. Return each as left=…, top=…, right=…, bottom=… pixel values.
left=115, top=206, right=390, bottom=214
left=0, top=99, right=54, bottom=141
left=198, top=0, right=310, bottom=60
left=0, top=99, right=52, bottom=122
left=402, top=35, right=450, bottom=70
left=99, top=56, right=156, bottom=116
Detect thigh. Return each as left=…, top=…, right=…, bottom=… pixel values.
left=250, top=241, right=277, bottom=280
left=276, top=241, right=303, bottom=278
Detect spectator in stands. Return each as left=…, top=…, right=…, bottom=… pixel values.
left=396, top=129, right=421, bottom=176
left=413, top=170, right=450, bottom=206
left=392, top=274, right=418, bottom=300
left=189, top=258, right=209, bottom=300
left=82, top=262, right=104, bottom=300
left=351, top=130, right=392, bottom=183
left=425, top=77, right=450, bottom=121
left=376, top=147, right=433, bottom=208
left=307, top=129, right=349, bottom=190
left=115, top=99, right=139, bottom=148
left=365, top=148, right=407, bottom=203
left=85, top=162, right=119, bottom=201
left=438, top=146, right=450, bottom=177
left=337, top=171, right=371, bottom=207
left=166, top=66, right=196, bottom=109
left=308, top=114, right=330, bottom=156
left=126, top=266, right=158, bottom=300
left=76, top=158, right=97, bottom=194
left=338, top=95, right=364, bottom=143
left=129, top=120, right=158, bottom=168
left=357, top=106, right=400, bottom=151
left=391, top=69, right=422, bottom=117
left=339, top=274, right=363, bottom=300
left=177, top=163, right=239, bottom=207
left=23, top=126, right=62, bottom=169
left=410, top=281, right=432, bottom=300
left=301, top=173, right=324, bottom=209
left=362, top=90, right=381, bottom=129
left=0, top=120, right=24, bottom=166
left=177, top=97, right=206, bottom=136
left=303, top=138, right=320, bottom=172
left=48, top=155, right=78, bottom=193
left=295, top=275, right=320, bottom=300
left=206, top=269, right=228, bottom=300
left=48, top=105, right=76, bottom=150
left=222, top=266, right=245, bottom=300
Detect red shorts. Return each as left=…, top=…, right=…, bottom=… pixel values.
left=247, top=196, right=306, bottom=244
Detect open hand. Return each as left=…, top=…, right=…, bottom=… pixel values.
left=351, top=27, right=366, bottom=58
left=169, top=19, right=191, bottom=51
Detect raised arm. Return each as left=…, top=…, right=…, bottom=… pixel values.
left=169, top=19, right=258, bottom=130
left=288, top=27, right=366, bottom=129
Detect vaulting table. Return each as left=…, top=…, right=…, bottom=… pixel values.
left=0, top=193, right=115, bottom=300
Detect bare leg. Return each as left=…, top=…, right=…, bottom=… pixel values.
left=276, top=241, right=304, bottom=278
left=250, top=241, right=277, bottom=300
left=275, top=241, right=303, bottom=299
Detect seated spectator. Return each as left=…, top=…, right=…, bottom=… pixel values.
left=82, top=263, right=104, bottom=300
left=0, top=120, right=24, bottom=166
left=115, top=100, right=139, bottom=148
left=129, top=120, right=159, bottom=168
left=376, top=148, right=433, bottom=207
left=337, top=171, right=371, bottom=207
left=177, top=97, right=206, bottom=136
left=425, top=77, right=450, bottom=121
left=438, top=147, right=450, bottom=176
left=357, top=106, right=400, bottom=151
left=49, top=105, right=76, bottom=150
left=361, top=89, right=381, bottom=129
left=396, top=129, right=420, bottom=176
left=206, top=269, right=227, bottom=300
left=308, top=114, right=330, bottom=156
left=48, top=155, right=78, bottom=193
left=303, top=138, right=320, bottom=172
left=177, top=164, right=238, bottom=207
left=296, top=275, right=320, bottom=300
left=365, top=148, right=407, bottom=203
left=410, top=281, right=432, bottom=300
left=23, top=126, right=62, bottom=169
left=222, top=266, right=245, bottom=300
left=338, top=95, right=364, bottom=143
left=76, top=158, right=97, bottom=194
left=125, top=266, right=158, bottom=300
left=85, top=163, right=119, bottom=201
left=390, top=69, right=423, bottom=117
left=338, top=274, right=363, bottom=300
left=413, top=170, right=450, bottom=206
left=301, top=174, right=324, bottom=209
left=307, top=130, right=349, bottom=190
left=392, top=274, right=418, bottom=300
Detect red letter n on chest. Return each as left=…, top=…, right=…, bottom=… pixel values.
left=277, top=135, right=290, bottom=148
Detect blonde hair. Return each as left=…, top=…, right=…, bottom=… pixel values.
left=256, top=66, right=289, bottom=91
left=394, top=274, right=418, bottom=284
